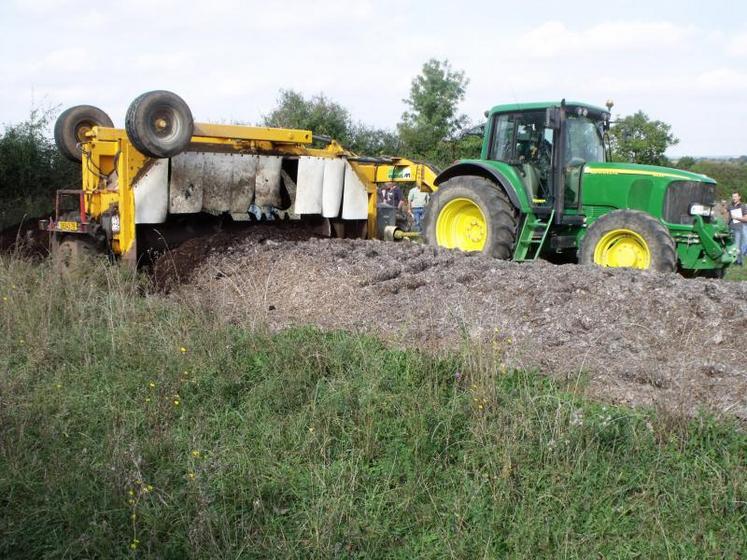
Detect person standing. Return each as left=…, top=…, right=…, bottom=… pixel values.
left=407, top=186, right=430, bottom=231
left=727, top=192, right=747, bottom=265
left=385, top=182, right=404, bottom=210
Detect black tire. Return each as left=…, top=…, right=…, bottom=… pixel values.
left=579, top=209, right=677, bottom=272
left=125, top=90, right=193, bottom=158
left=52, top=235, right=100, bottom=270
left=422, top=176, right=517, bottom=259
left=54, top=105, right=114, bottom=162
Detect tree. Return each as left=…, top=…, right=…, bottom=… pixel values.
left=0, top=107, right=79, bottom=229
left=262, top=90, right=399, bottom=156
left=263, top=90, right=353, bottom=143
left=675, top=156, right=696, bottom=169
left=608, top=111, right=679, bottom=166
left=398, top=59, right=470, bottom=163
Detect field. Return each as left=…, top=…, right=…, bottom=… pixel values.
left=1, top=251, right=745, bottom=559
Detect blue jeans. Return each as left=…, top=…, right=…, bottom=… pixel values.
left=412, top=207, right=425, bottom=231
left=733, top=226, right=747, bottom=264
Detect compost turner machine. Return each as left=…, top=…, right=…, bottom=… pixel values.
left=42, top=90, right=435, bottom=265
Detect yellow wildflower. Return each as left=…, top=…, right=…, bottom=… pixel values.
left=191, top=450, right=201, bottom=458
left=128, top=489, right=135, bottom=497
left=148, top=382, right=155, bottom=389
left=179, top=346, right=187, bottom=353
left=173, top=399, right=180, bottom=406
left=187, top=472, right=196, bottom=481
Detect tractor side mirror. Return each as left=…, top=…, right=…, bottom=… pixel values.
left=545, top=107, right=562, bottom=130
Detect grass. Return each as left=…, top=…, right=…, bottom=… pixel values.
left=725, top=262, right=747, bottom=281
left=0, top=255, right=745, bottom=559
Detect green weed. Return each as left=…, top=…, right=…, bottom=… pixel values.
left=0, top=255, right=745, bottom=559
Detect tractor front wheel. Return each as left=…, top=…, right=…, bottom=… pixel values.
left=579, top=210, right=676, bottom=272
left=423, top=176, right=517, bottom=259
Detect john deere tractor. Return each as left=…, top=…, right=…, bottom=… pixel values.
left=424, top=100, right=735, bottom=275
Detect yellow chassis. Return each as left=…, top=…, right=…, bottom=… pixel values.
left=48, top=123, right=437, bottom=263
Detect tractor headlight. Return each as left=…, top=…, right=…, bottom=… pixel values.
left=689, top=203, right=712, bottom=217
left=111, top=213, right=121, bottom=233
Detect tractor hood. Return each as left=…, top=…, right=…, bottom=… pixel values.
left=582, top=162, right=716, bottom=184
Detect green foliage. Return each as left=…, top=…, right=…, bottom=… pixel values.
left=0, top=107, right=80, bottom=230
left=262, top=90, right=399, bottom=156
left=609, top=111, right=679, bottom=166
left=398, top=59, right=470, bottom=165
left=1, top=256, right=745, bottom=558
left=675, top=155, right=696, bottom=169
left=263, top=90, right=352, bottom=143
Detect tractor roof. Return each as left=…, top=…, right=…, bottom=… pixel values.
left=488, top=101, right=608, bottom=116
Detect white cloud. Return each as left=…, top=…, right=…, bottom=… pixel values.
left=727, top=32, right=747, bottom=56
left=696, top=68, right=747, bottom=91
left=515, top=20, right=696, bottom=58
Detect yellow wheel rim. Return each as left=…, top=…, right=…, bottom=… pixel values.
left=593, top=228, right=651, bottom=269
left=436, top=197, right=487, bottom=252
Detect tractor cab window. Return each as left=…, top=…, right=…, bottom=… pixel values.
left=564, top=115, right=605, bottom=165
left=563, top=115, right=605, bottom=205
left=488, top=114, right=517, bottom=162
left=488, top=112, right=554, bottom=203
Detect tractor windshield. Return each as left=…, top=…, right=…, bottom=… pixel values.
left=565, top=115, right=605, bottom=164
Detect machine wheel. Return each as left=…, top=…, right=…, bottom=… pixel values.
left=423, top=176, right=517, bottom=259
left=52, top=236, right=100, bottom=270
left=54, top=105, right=114, bottom=162
left=579, top=210, right=676, bottom=272
left=125, top=90, right=194, bottom=158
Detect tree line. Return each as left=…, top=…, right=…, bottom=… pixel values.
left=1, top=58, right=745, bottom=230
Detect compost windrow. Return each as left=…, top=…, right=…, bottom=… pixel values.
left=156, top=230, right=747, bottom=419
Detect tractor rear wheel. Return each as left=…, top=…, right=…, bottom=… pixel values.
left=579, top=210, right=676, bottom=272
left=423, top=176, right=517, bottom=259
left=54, top=105, right=114, bottom=162
left=125, top=90, right=194, bottom=158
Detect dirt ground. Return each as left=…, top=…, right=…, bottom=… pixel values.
left=156, top=228, right=747, bottom=419
left=0, top=218, right=50, bottom=256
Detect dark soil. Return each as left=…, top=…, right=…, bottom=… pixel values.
left=158, top=229, right=747, bottom=418
left=0, top=217, right=51, bottom=257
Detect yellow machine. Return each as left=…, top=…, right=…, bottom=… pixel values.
left=42, top=90, right=437, bottom=264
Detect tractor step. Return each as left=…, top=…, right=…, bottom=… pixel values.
left=513, top=209, right=555, bottom=261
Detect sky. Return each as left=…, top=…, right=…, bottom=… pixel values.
left=1, top=0, right=746, bottom=157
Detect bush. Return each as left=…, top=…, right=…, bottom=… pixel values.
left=0, top=107, right=80, bottom=230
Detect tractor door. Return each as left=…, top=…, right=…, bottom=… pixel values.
left=488, top=111, right=556, bottom=208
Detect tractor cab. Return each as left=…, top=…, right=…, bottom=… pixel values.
left=483, top=101, right=610, bottom=222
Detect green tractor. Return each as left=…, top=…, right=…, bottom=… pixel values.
left=423, top=100, right=736, bottom=275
